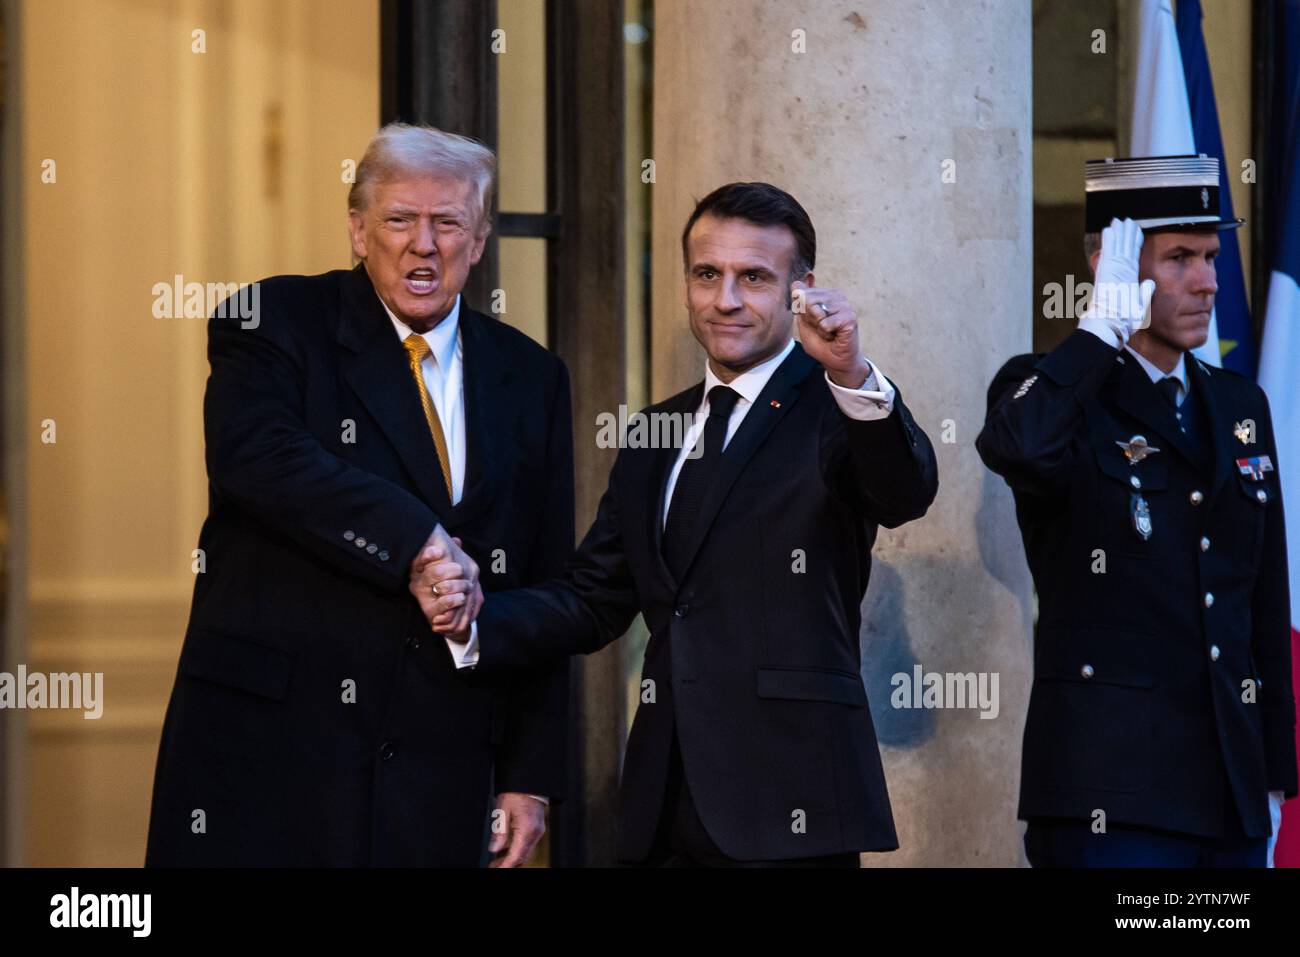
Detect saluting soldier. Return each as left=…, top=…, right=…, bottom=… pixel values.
left=978, top=155, right=1297, bottom=867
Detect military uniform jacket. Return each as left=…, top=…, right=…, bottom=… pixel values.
left=977, top=328, right=1297, bottom=839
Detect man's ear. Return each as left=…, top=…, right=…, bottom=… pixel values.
left=347, top=210, right=368, bottom=261
left=1087, top=250, right=1100, bottom=276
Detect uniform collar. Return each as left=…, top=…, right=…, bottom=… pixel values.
left=1125, top=343, right=1187, bottom=391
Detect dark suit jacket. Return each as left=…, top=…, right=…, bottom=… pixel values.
left=146, top=264, right=573, bottom=866
left=472, top=343, right=938, bottom=861
left=977, top=329, right=1298, bottom=839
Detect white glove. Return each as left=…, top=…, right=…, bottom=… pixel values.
left=1267, top=790, right=1285, bottom=867
left=1079, top=217, right=1156, bottom=347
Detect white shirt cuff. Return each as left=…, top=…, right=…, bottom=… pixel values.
left=825, top=358, right=895, bottom=420
left=1078, top=314, right=1123, bottom=348
left=446, top=620, right=480, bottom=669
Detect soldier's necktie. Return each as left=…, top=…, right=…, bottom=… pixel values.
left=402, top=334, right=454, bottom=497
left=662, top=385, right=741, bottom=581
left=1157, top=376, right=1185, bottom=432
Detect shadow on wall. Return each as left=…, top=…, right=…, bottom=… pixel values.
left=859, top=559, right=932, bottom=747
left=975, top=465, right=1035, bottom=651
left=857, top=462, right=1034, bottom=749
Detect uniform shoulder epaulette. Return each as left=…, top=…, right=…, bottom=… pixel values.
left=1194, top=357, right=1249, bottom=382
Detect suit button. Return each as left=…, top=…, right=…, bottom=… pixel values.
left=1080, top=664, right=1094, bottom=679
left=1130, top=475, right=1141, bottom=489
left=1256, top=489, right=1268, bottom=504
left=1204, top=592, right=1214, bottom=608
left=343, top=530, right=356, bottom=541
left=407, top=635, right=421, bottom=650
left=355, top=537, right=367, bottom=548
left=1200, top=536, right=1210, bottom=552
left=1210, top=644, right=1221, bottom=661
left=1190, top=490, right=1204, bottom=505
left=674, top=605, right=690, bottom=618
left=378, top=551, right=390, bottom=562
left=379, top=740, right=395, bottom=760
left=366, top=544, right=378, bottom=554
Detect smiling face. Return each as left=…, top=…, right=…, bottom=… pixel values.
left=1138, top=230, right=1220, bottom=352
left=347, top=172, right=487, bottom=332
left=684, top=214, right=810, bottom=381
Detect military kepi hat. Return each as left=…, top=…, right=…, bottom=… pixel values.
left=1084, top=154, right=1244, bottom=233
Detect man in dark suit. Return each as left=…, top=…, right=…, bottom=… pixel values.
left=146, top=124, right=571, bottom=867
left=977, top=155, right=1297, bottom=867
left=419, top=182, right=938, bottom=866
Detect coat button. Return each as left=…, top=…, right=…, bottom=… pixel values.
left=355, top=537, right=367, bottom=548
left=1080, top=664, right=1094, bottom=679
left=1190, top=490, right=1204, bottom=505
left=1256, top=489, right=1268, bottom=504
left=1200, top=536, right=1210, bottom=552
left=1210, top=644, right=1220, bottom=661
left=1130, top=475, right=1141, bottom=489
left=378, top=550, right=390, bottom=562
left=1204, top=592, right=1214, bottom=608
left=674, top=605, right=689, bottom=618
left=366, top=544, right=378, bottom=554
left=379, top=740, right=396, bottom=760
left=343, top=530, right=356, bottom=541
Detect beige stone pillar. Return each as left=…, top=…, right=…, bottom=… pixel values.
left=651, top=0, right=1035, bottom=866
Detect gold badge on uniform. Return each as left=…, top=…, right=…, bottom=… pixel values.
left=1233, top=421, right=1252, bottom=444
left=1116, top=434, right=1161, bottom=465
left=1131, top=493, right=1153, bottom=541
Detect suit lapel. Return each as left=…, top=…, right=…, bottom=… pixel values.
left=453, top=308, right=511, bottom=524
left=336, top=265, right=452, bottom=513
left=1187, top=355, right=1234, bottom=504
left=670, top=344, right=818, bottom=585
left=1111, top=352, right=1201, bottom=470
left=645, top=383, right=704, bottom=591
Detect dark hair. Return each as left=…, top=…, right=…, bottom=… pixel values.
left=680, top=182, right=816, bottom=279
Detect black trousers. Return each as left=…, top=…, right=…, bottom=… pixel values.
left=641, top=732, right=860, bottom=868
left=1025, top=776, right=1267, bottom=868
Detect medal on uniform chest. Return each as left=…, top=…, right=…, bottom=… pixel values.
left=1115, top=436, right=1159, bottom=541
left=1116, top=434, right=1160, bottom=464
left=1130, top=492, right=1153, bottom=541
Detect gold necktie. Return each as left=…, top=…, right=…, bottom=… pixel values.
left=402, top=334, right=454, bottom=497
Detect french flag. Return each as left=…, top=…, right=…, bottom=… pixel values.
left=1128, top=0, right=1255, bottom=373
left=1257, top=0, right=1300, bottom=868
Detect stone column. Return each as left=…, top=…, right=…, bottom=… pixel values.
left=651, top=0, right=1035, bottom=866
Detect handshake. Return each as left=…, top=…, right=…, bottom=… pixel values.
left=407, top=524, right=482, bottom=641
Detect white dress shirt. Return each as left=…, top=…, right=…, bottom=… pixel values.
left=385, top=297, right=467, bottom=504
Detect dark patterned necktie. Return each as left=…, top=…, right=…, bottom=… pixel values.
left=662, top=385, right=741, bottom=580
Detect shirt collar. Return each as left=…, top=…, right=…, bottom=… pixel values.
left=702, top=338, right=796, bottom=409
left=383, top=295, right=462, bottom=371
left=1125, top=344, right=1187, bottom=391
